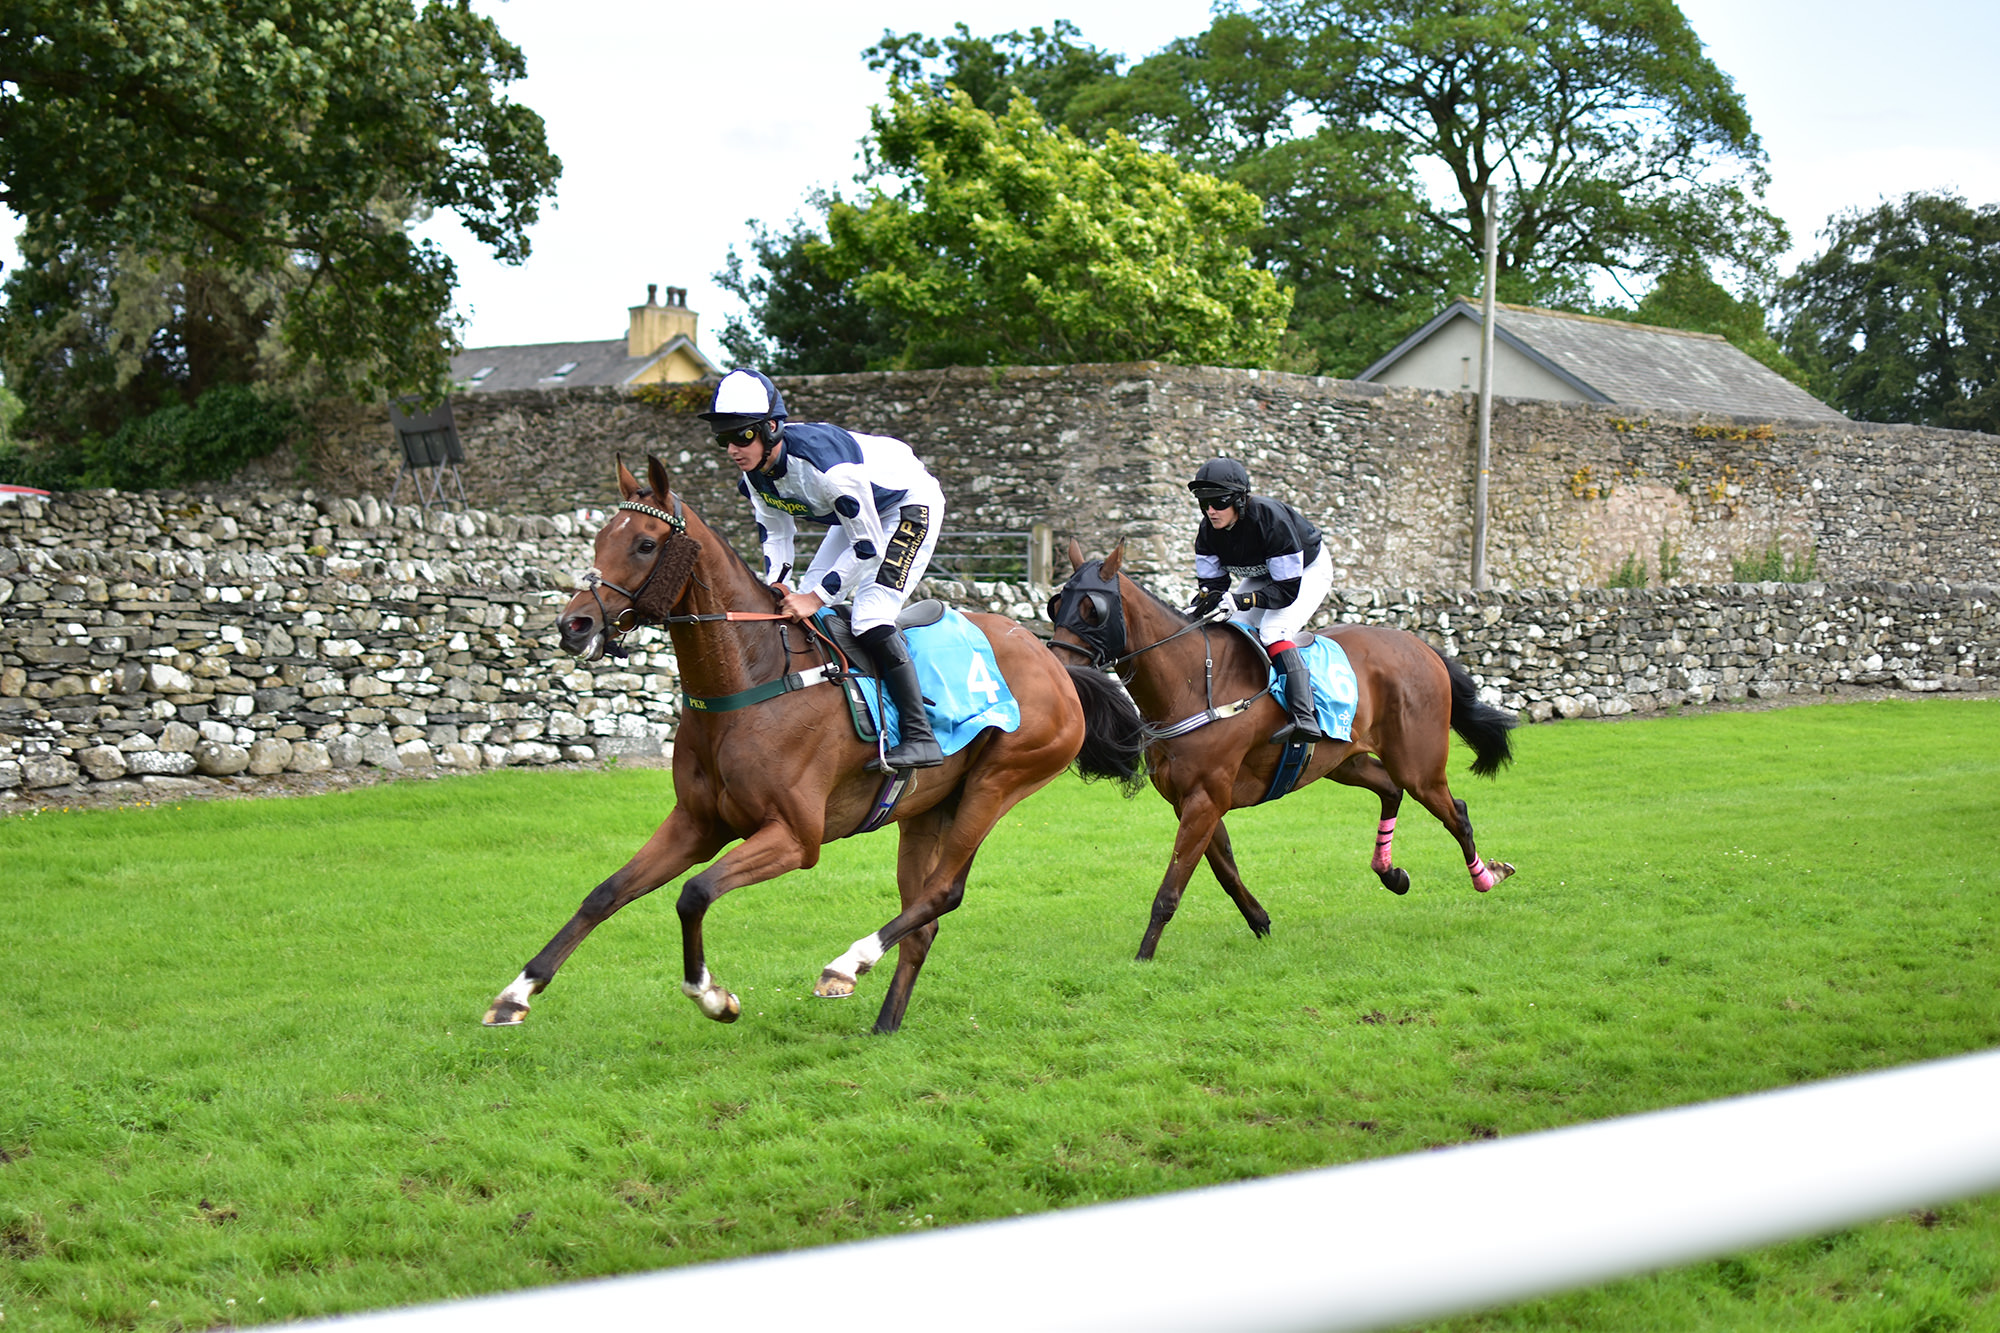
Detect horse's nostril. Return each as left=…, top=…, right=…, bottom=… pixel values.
left=565, top=616, right=591, bottom=636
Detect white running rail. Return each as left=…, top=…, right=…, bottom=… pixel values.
left=304, top=1048, right=2000, bottom=1333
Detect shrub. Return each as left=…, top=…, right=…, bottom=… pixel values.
left=1608, top=552, right=1648, bottom=588
left=0, top=385, right=302, bottom=491
left=1657, top=537, right=1684, bottom=584
left=1732, top=539, right=1819, bottom=582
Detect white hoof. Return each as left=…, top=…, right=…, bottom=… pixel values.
left=682, top=974, right=741, bottom=1023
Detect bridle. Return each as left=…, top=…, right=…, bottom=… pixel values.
left=1047, top=563, right=1270, bottom=738
left=1046, top=565, right=1218, bottom=672
left=576, top=497, right=788, bottom=658
left=579, top=499, right=685, bottom=635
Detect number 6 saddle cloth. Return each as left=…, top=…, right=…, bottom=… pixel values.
left=814, top=605, right=1021, bottom=757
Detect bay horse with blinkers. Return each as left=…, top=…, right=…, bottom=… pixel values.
left=1050, top=540, right=1517, bottom=961
left=484, top=456, right=1146, bottom=1035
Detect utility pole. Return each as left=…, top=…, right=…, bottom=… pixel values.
left=1472, top=184, right=1498, bottom=591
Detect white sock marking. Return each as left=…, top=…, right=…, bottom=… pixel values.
left=828, top=933, right=885, bottom=979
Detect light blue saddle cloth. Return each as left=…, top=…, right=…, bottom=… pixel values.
left=1233, top=622, right=1358, bottom=741
left=851, top=607, right=1021, bottom=756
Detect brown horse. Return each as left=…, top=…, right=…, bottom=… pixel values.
left=483, top=456, right=1146, bottom=1034
left=1049, top=541, right=1517, bottom=961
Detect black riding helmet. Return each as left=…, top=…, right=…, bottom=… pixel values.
left=1188, top=456, right=1251, bottom=511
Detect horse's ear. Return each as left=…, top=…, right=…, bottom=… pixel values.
left=646, top=454, right=672, bottom=503
left=616, top=454, right=641, bottom=500
left=1101, top=541, right=1126, bottom=579
left=1066, top=538, right=1086, bottom=572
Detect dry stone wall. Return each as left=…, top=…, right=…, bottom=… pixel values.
left=4, top=483, right=1996, bottom=806
left=1315, top=580, right=1999, bottom=721
left=0, top=488, right=680, bottom=803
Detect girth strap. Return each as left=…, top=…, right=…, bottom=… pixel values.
left=1151, top=692, right=1269, bottom=740
left=857, top=768, right=915, bottom=834
left=1258, top=736, right=1315, bottom=805
left=682, top=663, right=838, bottom=715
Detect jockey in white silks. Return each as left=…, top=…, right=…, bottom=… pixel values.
left=701, top=367, right=948, bottom=770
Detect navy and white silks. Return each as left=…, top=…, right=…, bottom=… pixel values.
left=739, top=421, right=945, bottom=633
left=1194, top=493, right=1334, bottom=646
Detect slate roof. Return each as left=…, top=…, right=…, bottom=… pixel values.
left=1362, top=299, right=1846, bottom=423
left=449, top=333, right=717, bottom=393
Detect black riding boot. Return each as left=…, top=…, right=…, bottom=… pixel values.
left=861, top=625, right=944, bottom=771
left=1270, top=646, right=1325, bottom=745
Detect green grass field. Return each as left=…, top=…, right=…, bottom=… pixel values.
left=3, top=697, right=1998, bottom=1332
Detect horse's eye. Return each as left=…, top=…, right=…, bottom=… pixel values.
left=1079, top=598, right=1102, bottom=626
left=637, top=539, right=656, bottom=555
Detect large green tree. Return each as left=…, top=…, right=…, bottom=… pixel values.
left=862, top=20, right=1121, bottom=134
left=0, top=0, right=559, bottom=440
left=826, top=3, right=1782, bottom=377
left=1779, top=192, right=2000, bottom=433
left=724, top=90, right=1290, bottom=372
left=1100, top=0, right=1785, bottom=305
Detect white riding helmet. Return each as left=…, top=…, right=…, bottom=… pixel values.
left=699, top=368, right=789, bottom=433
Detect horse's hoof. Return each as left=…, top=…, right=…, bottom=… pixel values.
left=483, top=999, right=528, bottom=1026
left=1488, top=861, right=1516, bottom=886
left=815, top=968, right=858, bottom=999
left=683, top=982, right=740, bottom=1022
left=1380, top=868, right=1411, bottom=896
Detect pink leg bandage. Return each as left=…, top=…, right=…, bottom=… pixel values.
left=1372, top=818, right=1397, bottom=873
left=1468, top=856, right=1498, bottom=893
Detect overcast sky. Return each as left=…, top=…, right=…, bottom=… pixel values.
left=7, top=0, right=1998, bottom=358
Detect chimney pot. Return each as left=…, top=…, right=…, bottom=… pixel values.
left=647, top=283, right=658, bottom=305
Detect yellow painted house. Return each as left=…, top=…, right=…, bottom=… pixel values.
left=449, top=285, right=721, bottom=392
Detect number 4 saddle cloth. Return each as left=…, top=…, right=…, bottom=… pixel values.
left=818, top=605, right=1021, bottom=758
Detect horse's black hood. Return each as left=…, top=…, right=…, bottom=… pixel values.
left=1047, top=560, right=1127, bottom=665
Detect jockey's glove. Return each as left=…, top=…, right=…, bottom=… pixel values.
left=1187, top=586, right=1224, bottom=618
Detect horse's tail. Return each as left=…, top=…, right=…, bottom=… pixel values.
left=1433, top=647, right=1517, bottom=778
left=1065, top=664, right=1151, bottom=796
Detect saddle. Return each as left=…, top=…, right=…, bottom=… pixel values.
left=807, top=600, right=949, bottom=747
left=809, top=599, right=948, bottom=679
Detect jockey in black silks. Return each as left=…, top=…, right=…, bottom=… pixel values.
left=701, top=367, right=948, bottom=770
left=1185, top=456, right=1335, bottom=745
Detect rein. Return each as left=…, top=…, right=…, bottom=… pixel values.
left=578, top=499, right=856, bottom=713
left=1049, top=614, right=1217, bottom=670
left=579, top=498, right=789, bottom=657
left=1051, top=582, right=1270, bottom=738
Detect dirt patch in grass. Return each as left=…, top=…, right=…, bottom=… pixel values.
left=2, top=751, right=673, bottom=817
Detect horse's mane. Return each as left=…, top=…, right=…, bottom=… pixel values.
left=1127, top=576, right=1193, bottom=628
left=637, top=485, right=764, bottom=585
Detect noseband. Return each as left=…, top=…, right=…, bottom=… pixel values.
left=578, top=499, right=690, bottom=655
